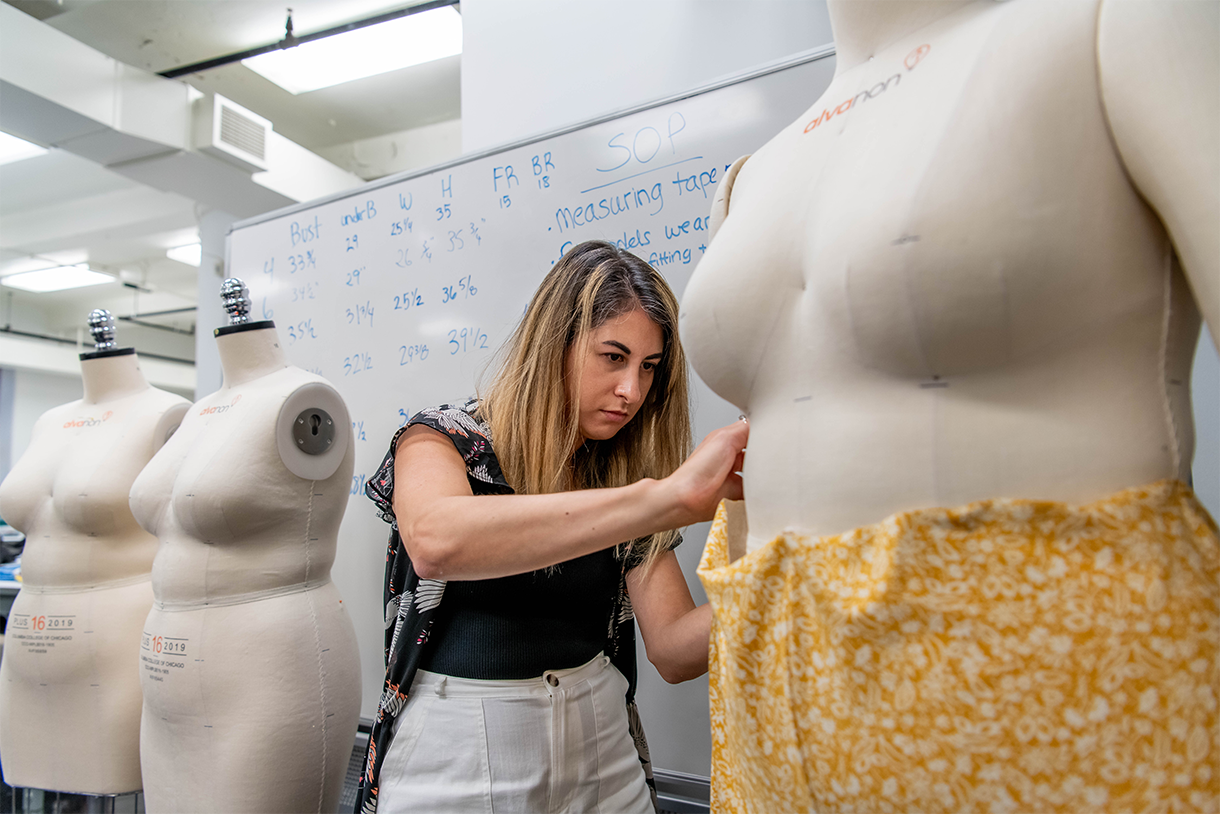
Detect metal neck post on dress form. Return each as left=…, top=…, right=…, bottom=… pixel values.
left=88, top=308, right=117, bottom=351
left=221, top=278, right=252, bottom=325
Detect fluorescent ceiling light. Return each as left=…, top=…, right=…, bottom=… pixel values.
left=1, top=265, right=114, bottom=293
left=0, top=132, right=48, bottom=166
left=243, top=7, right=462, bottom=94
left=167, top=243, right=202, bottom=267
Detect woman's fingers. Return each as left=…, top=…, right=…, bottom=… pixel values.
left=720, top=472, right=744, bottom=503
left=671, top=420, right=748, bottom=521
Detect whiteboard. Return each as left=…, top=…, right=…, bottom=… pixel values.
left=227, top=47, right=836, bottom=776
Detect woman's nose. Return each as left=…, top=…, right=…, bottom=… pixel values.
left=615, top=372, right=640, bottom=402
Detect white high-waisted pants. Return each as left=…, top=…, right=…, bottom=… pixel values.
left=377, top=653, right=653, bottom=814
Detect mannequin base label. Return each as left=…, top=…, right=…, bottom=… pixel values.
left=8, top=613, right=77, bottom=655
left=139, top=631, right=191, bottom=683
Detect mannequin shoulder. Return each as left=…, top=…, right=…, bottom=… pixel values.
left=708, top=154, right=751, bottom=242
left=274, top=377, right=353, bottom=481
left=1097, top=0, right=1217, bottom=185
left=150, top=401, right=190, bottom=454
left=31, top=399, right=84, bottom=430
left=1098, top=0, right=1219, bottom=334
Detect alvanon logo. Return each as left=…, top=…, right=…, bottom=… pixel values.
left=198, top=394, right=243, bottom=416
left=63, top=411, right=114, bottom=429
left=804, top=44, right=931, bottom=134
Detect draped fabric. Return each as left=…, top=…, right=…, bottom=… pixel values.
left=699, top=481, right=1220, bottom=813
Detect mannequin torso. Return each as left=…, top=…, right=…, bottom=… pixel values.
left=682, top=0, right=1217, bottom=551
left=129, top=325, right=361, bottom=813
left=0, top=351, right=188, bottom=793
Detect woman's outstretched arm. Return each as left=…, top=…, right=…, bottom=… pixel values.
left=394, top=419, right=746, bottom=581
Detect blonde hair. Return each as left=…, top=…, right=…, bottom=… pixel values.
left=481, top=240, right=691, bottom=573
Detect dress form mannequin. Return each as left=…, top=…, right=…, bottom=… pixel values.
left=0, top=311, right=189, bottom=794
left=684, top=0, right=1217, bottom=554
left=130, top=280, right=360, bottom=813
left=683, top=1, right=1218, bottom=810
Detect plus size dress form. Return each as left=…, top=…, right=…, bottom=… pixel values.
left=129, top=320, right=361, bottom=813
left=682, top=1, right=1219, bottom=810
left=0, top=348, right=188, bottom=794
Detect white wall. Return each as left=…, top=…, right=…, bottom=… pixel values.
left=461, top=0, right=834, bottom=154
left=11, top=369, right=81, bottom=466
left=316, top=119, right=463, bottom=181
left=1193, top=327, right=1219, bottom=519
left=195, top=208, right=238, bottom=400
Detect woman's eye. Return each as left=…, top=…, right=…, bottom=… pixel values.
left=606, top=353, right=624, bottom=363
left=642, top=362, right=656, bottom=372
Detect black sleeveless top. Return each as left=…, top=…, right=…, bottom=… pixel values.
left=419, top=544, right=620, bottom=678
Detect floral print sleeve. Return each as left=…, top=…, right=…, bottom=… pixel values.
left=356, top=400, right=512, bottom=814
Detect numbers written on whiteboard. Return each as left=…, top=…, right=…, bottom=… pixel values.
left=346, top=235, right=359, bottom=252
left=448, top=327, right=489, bottom=355
left=343, top=352, right=373, bottom=376
left=346, top=267, right=363, bottom=286
left=394, top=289, right=423, bottom=311
left=287, top=319, right=317, bottom=344
left=436, top=203, right=452, bottom=221
left=352, top=421, right=367, bottom=442
left=346, top=301, right=374, bottom=328
left=447, top=230, right=464, bottom=252
left=350, top=473, right=367, bottom=496
left=390, top=218, right=412, bottom=237
left=398, top=408, right=413, bottom=427
left=441, top=276, right=477, bottom=304
left=399, top=344, right=429, bottom=365
left=395, top=249, right=411, bottom=268
left=289, top=251, right=317, bottom=273
left=291, top=283, right=317, bottom=302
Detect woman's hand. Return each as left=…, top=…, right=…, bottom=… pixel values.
left=662, top=418, right=748, bottom=525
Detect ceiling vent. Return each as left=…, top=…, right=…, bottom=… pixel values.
left=193, top=94, right=271, bottom=173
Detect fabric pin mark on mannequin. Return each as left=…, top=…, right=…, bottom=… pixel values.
left=0, top=310, right=189, bottom=796
left=682, top=0, right=1219, bottom=811
left=130, top=279, right=361, bottom=813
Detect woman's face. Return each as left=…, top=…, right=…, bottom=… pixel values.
left=568, top=307, right=664, bottom=444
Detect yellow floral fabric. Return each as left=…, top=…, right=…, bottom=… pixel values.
left=698, top=481, right=1219, bottom=813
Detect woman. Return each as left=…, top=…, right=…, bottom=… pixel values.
left=357, top=240, right=748, bottom=813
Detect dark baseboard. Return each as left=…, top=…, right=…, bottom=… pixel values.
left=655, top=768, right=710, bottom=814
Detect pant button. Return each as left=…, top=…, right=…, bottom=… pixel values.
left=546, top=674, right=560, bottom=687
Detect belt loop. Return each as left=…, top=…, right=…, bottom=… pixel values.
left=434, top=676, right=447, bottom=698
